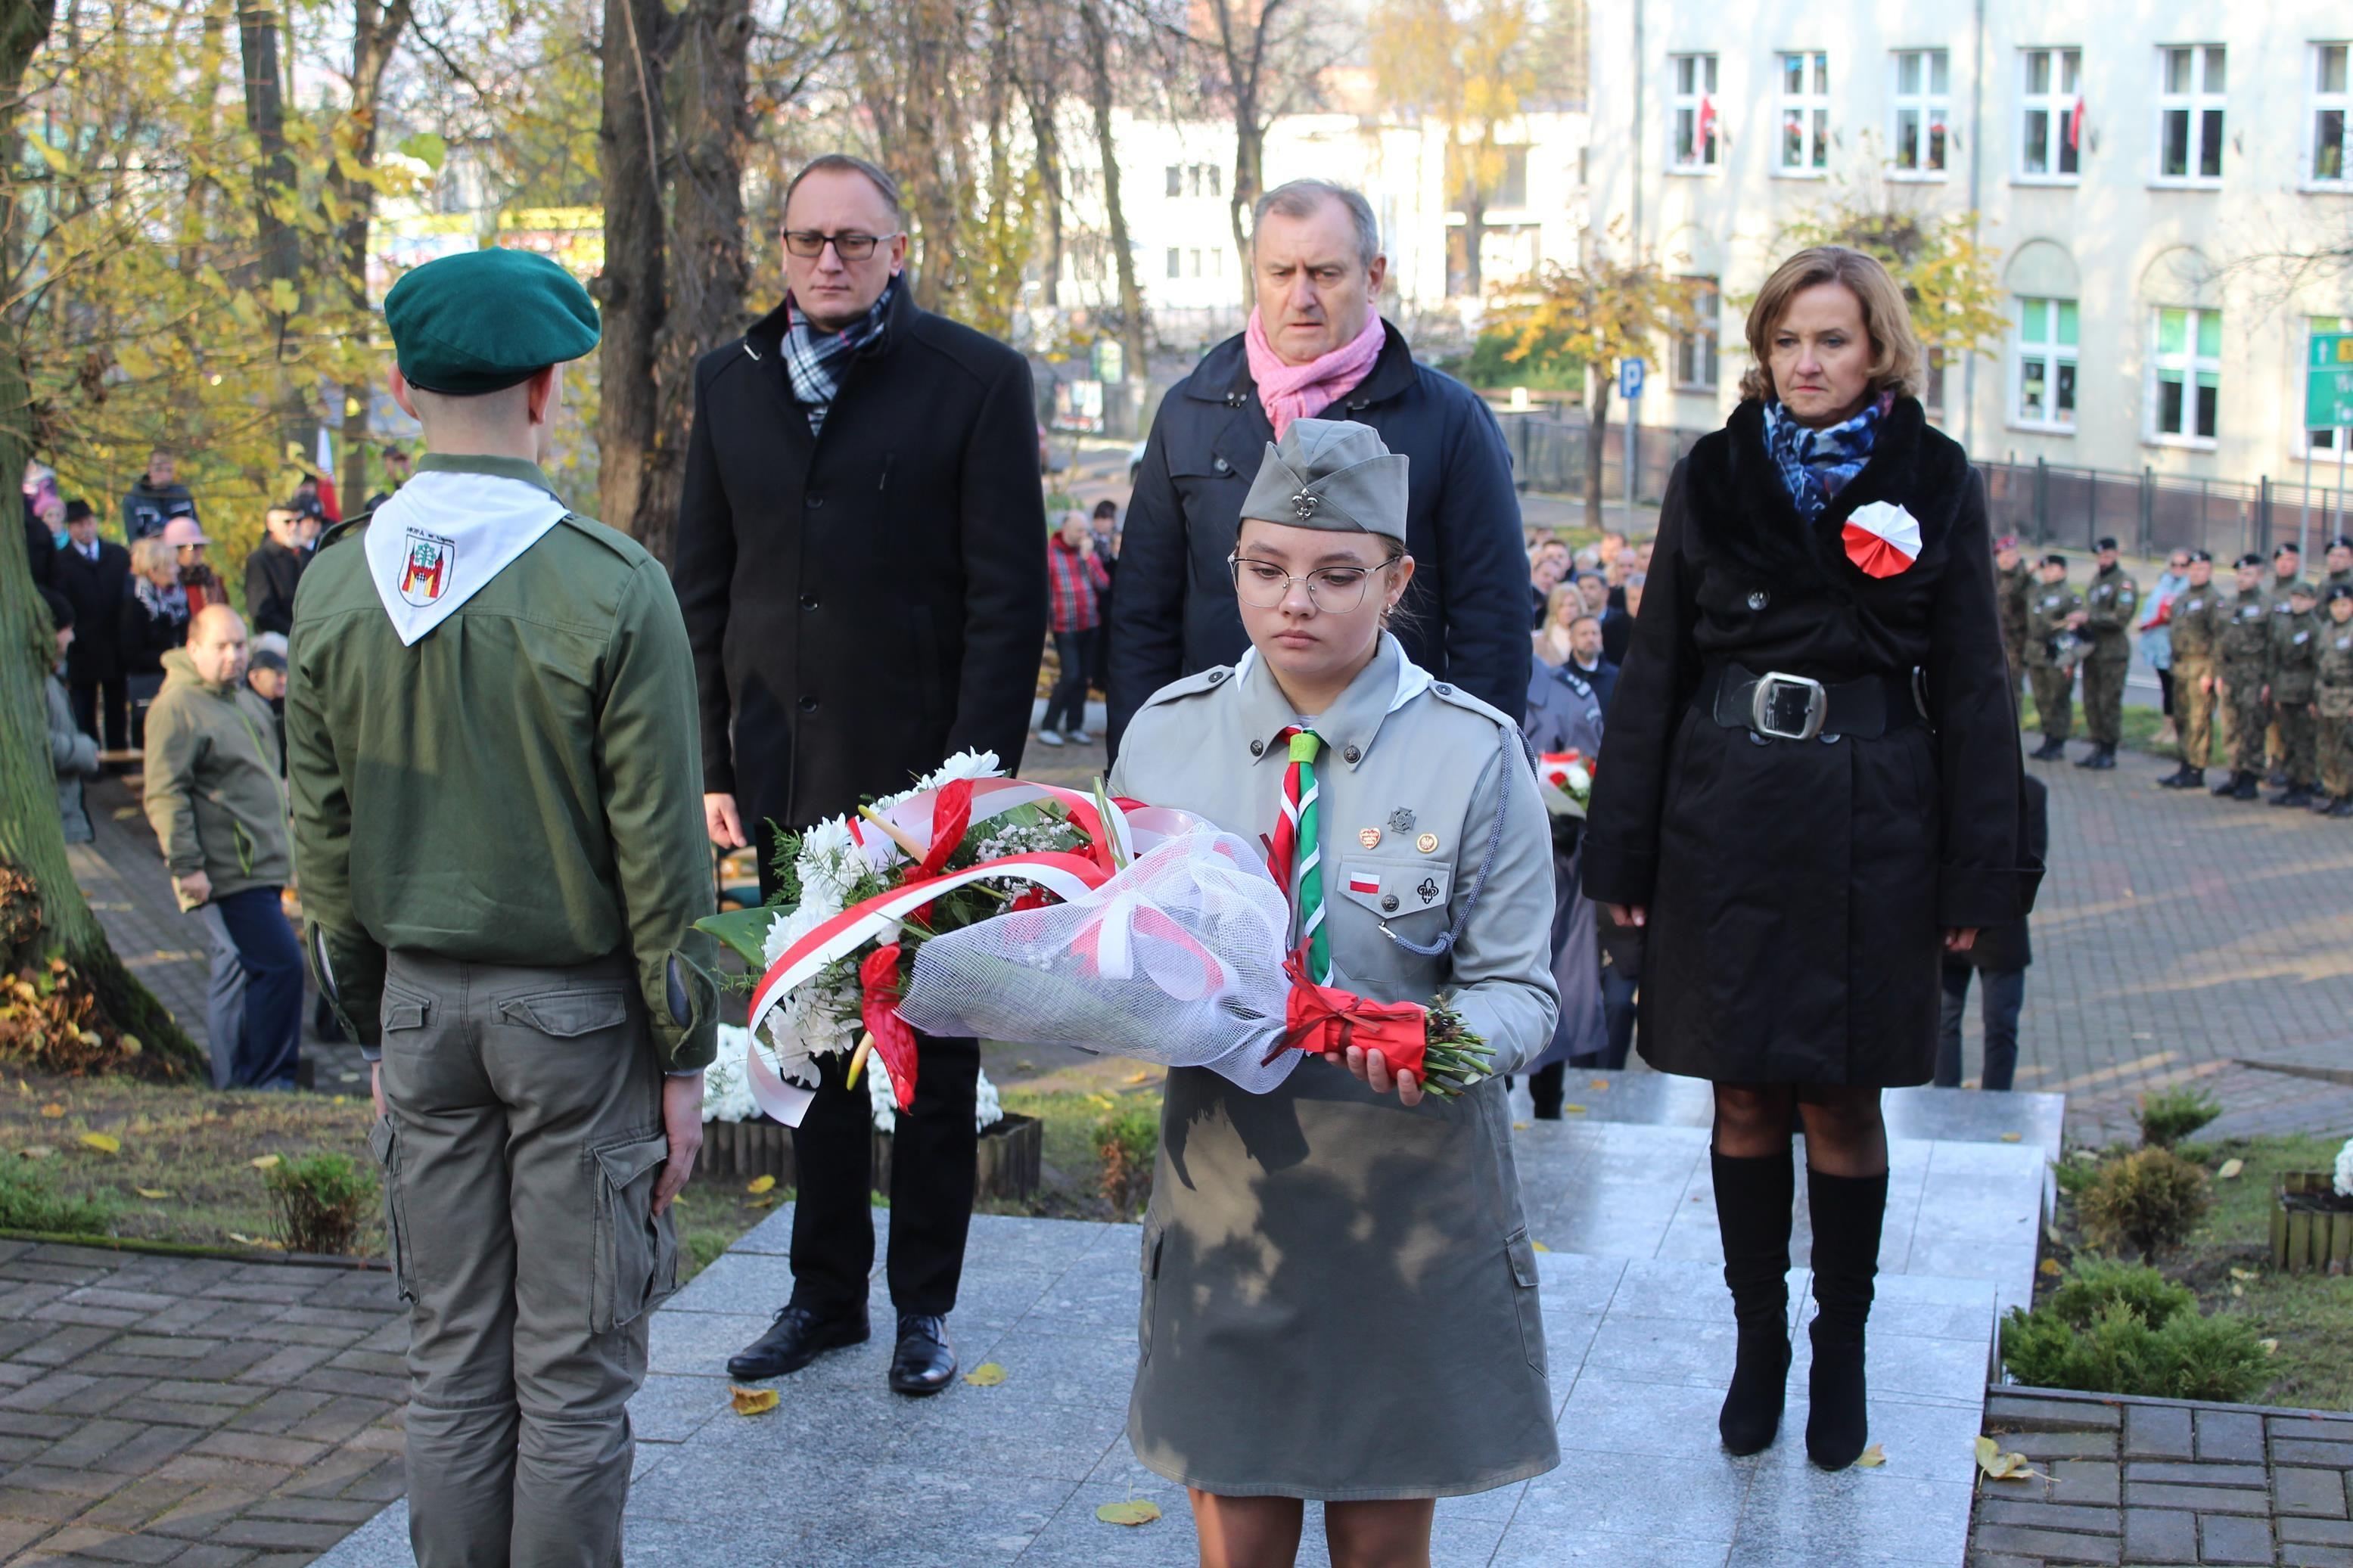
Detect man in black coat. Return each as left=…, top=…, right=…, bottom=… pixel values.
left=119, top=447, right=199, bottom=542
left=674, top=154, right=1046, bottom=1399
left=1103, top=179, right=1528, bottom=756
left=51, top=501, right=131, bottom=752
left=243, top=506, right=306, bottom=636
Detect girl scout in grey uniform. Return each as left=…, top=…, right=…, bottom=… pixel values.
left=1107, top=419, right=1561, bottom=1565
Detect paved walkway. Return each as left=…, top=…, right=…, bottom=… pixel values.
left=0, top=1242, right=405, bottom=1566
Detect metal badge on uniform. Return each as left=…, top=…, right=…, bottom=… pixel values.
left=1387, top=808, right=1416, bottom=836
left=1416, top=831, right=1439, bottom=854
left=1357, top=827, right=1382, bottom=849
left=1416, top=876, right=1440, bottom=905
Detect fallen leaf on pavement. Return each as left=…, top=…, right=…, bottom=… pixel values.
left=729, top=1386, right=779, bottom=1415
left=1999, top=1132, right=2022, bottom=1144
left=77, top=1133, right=119, bottom=1154
left=1531, top=1240, right=1552, bottom=1253
left=1974, top=1435, right=2039, bottom=1481
left=1124, top=1070, right=1155, bottom=1085
left=38, top=1104, right=62, bottom=1119
left=746, top=1175, right=777, bottom=1195
left=2215, top=1158, right=2244, bottom=1180
left=1589, top=1079, right=1609, bottom=1091
left=1855, top=1444, right=1886, bottom=1468
left=962, top=1362, right=1008, bottom=1387
left=249, top=1155, right=280, bottom=1169
left=1512, top=1122, right=1531, bottom=1131
left=1562, top=1104, right=1586, bottom=1114
left=1095, top=1499, right=1161, bottom=1527
left=2228, top=1266, right=2257, bottom=1281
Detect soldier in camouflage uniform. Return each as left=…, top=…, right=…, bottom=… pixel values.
left=2315, top=584, right=2353, bottom=818
left=2267, top=579, right=2324, bottom=807
left=2075, top=536, right=2138, bottom=771
left=2025, top=554, right=2084, bottom=762
left=1994, top=536, right=2032, bottom=689
left=2262, top=541, right=2308, bottom=784
left=2212, top=553, right=2273, bottom=801
left=2158, top=550, right=2222, bottom=789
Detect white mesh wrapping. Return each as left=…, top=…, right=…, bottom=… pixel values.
left=897, top=827, right=1304, bottom=1095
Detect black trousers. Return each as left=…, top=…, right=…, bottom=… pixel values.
left=1042, top=629, right=1093, bottom=732
left=787, top=1032, right=979, bottom=1318
left=71, top=675, right=128, bottom=752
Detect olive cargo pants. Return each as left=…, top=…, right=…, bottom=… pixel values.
left=2081, top=654, right=2128, bottom=747
left=371, top=952, right=679, bottom=1568
left=2278, top=705, right=2318, bottom=787
left=2029, top=664, right=2075, bottom=741
left=2223, top=676, right=2270, bottom=775
left=2174, top=660, right=2217, bottom=770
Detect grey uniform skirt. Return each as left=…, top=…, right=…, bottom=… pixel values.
left=1129, top=1057, right=1560, bottom=1501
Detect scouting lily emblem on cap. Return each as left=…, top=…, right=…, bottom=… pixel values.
left=398, top=528, right=455, bottom=607
left=1842, top=500, right=1922, bottom=579
left=1292, top=490, right=1321, bottom=520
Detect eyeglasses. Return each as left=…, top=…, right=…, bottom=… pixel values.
left=782, top=230, right=901, bottom=261
left=1229, top=552, right=1401, bottom=611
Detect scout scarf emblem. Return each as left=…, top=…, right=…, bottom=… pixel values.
left=1842, top=500, right=1923, bottom=579
left=363, top=469, right=567, bottom=646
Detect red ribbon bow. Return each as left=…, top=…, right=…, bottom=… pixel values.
left=859, top=945, right=919, bottom=1113
left=1264, top=955, right=1428, bottom=1079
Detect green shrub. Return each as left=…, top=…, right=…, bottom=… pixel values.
left=2042, top=1255, right=2196, bottom=1330
left=2003, top=1289, right=2268, bottom=1404
left=266, top=1152, right=375, bottom=1256
left=0, top=1162, right=114, bottom=1234
left=2136, top=1086, right=2223, bottom=1149
left=1093, top=1104, right=1159, bottom=1219
left=2077, top=1147, right=2211, bottom=1261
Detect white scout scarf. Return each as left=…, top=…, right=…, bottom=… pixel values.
left=363, top=469, right=567, bottom=647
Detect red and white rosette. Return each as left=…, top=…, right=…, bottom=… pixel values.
left=741, top=778, right=1214, bottom=1126
left=1842, top=499, right=1922, bottom=579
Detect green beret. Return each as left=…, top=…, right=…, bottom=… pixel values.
left=385, top=248, right=600, bottom=396
left=1239, top=418, right=1410, bottom=537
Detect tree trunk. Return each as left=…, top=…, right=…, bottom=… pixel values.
left=595, top=0, right=668, bottom=543
left=237, top=0, right=311, bottom=458
left=0, top=0, right=200, bottom=1075
left=643, top=0, right=749, bottom=565
left=1024, top=82, right=1063, bottom=310
left=898, top=0, right=962, bottom=312
left=1460, top=188, right=1485, bottom=298
left=1584, top=372, right=1610, bottom=535
left=1228, top=116, right=1260, bottom=312
left=330, top=0, right=412, bottom=511
left=1077, top=0, right=1145, bottom=382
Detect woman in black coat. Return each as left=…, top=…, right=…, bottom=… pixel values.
left=1583, top=247, right=2035, bottom=1471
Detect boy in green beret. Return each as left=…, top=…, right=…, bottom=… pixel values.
left=287, top=246, right=719, bottom=1566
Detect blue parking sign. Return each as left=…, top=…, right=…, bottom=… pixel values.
left=1619, top=359, right=1646, bottom=400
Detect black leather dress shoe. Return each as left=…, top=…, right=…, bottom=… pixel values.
left=726, top=1304, right=869, bottom=1381
left=888, top=1312, right=956, bottom=1395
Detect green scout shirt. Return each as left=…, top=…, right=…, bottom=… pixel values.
left=2268, top=610, right=2323, bottom=706
left=2025, top=583, right=2083, bottom=669
left=2167, top=581, right=2225, bottom=666
left=286, top=453, right=720, bottom=1070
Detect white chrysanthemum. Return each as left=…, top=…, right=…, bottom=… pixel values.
left=868, top=1056, right=1003, bottom=1135
left=803, top=814, right=856, bottom=865
left=974, top=1067, right=1003, bottom=1132
left=917, top=749, right=1004, bottom=792
left=702, top=1027, right=758, bottom=1122
left=2335, top=1136, right=2353, bottom=1198
left=760, top=902, right=833, bottom=967
left=1565, top=764, right=1592, bottom=795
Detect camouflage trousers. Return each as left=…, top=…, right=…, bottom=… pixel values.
left=2081, top=655, right=2129, bottom=747
left=2277, top=703, right=2318, bottom=789
left=2222, top=672, right=2270, bottom=776
left=2320, top=709, right=2353, bottom=799
left=2029, top=665, right=2075, bottom=741
left=2174, top=660, right=2218, bottom=770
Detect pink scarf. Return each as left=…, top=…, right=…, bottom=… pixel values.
left=1242, top=306, right=1387, bottom=439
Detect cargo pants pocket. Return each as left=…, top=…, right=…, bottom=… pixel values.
left=1506, top=1228, right=1546, bottom=1378
left=590, top=1133, right=679, bottom=1334
left=1136, top=1225, right=1165, bottom=1367
left=367, top=1117, right=416, bottom=1305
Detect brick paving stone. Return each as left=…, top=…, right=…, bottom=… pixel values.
left=2287, top=1520, right=2353, bottom=1546
left=2122, top=1504, right=2199, bottom=1563
left=2050, top=1461, right=2123, bottom=1506
left=2196, top=1511, right=2274, bottom=1563
left=2283, top=1545, right=2353, bottom=1567
left=2125, top=1461, right=2268, bottom=1488
left=2125, top=1405, right=2196, bottom=1459
left=2277, top=1440, right=2353, bottom=1467
left=2195, top=1411, right=2268, bottom=1464
left=2281, top=1467, right=2353, bottom=1518
left=1971, top=1523, right=2123, bottom=1564
left=22, top=1526, right=185, bottom=1563
left=2128, top=1482, right=2272, bottom=1514
left=1981, top=1498, right=2125, bottom=1534
left=2014, top=1430, right=2125, bottom=1461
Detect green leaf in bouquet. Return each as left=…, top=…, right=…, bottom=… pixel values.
left=696, top=905, right=783, bottom=969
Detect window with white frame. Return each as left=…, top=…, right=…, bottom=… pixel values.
left=1670, top=53, right=1720, bottom=170
left=1891, top=50, right=1950, bottom=175
left=2019, top=48, right=2082, bottom=179
left=1673, top=279, right=1720, bottom=391
left=1165, top=165, right=1183, bottom=198
left=1165, top=247, right=1181, bottom=280
left=1777, top=51, right=1830, bottom=172
left=2149, top=307, right=2221, bottom=445
left=2013, top=297, right=2079, bottom=430
left=2312, top=45, right=2350, bottom=185
left=2309, top=317, right=2351, bottom=458
left=2155, top=45, right=2226, bottom=182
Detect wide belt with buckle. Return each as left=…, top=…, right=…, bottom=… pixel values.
left=1699, top=662, right=1922, bottom=742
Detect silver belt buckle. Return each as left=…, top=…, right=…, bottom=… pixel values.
left=1750, top=672, right=1828, bottom=741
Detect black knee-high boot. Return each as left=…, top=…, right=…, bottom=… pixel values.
left=1804, top=1166, right=1888, bottom=1470
left=1711, top=1147, right=1795, bottom=1455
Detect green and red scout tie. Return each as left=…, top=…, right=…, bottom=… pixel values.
left=1267, top=726, right=1332, bottom=986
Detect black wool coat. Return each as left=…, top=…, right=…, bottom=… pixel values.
left=244, top=538, right=306, bottom=637
left=1581, top=398, right=2039, bottom=1086
left=53, top=541, right=130, bottom=682
left=673, top=284, right=1049, bottom=846
left=1950, top=771, right=2047, bottom=973
left=1103, top=323, right=1530, bottom=756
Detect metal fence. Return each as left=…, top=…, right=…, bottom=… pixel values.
left=1493, top=409, right=2353, bottom=560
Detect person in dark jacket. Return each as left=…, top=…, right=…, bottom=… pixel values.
left=23, top=489, right=58, bottom=589
left=243, top=506, right=306, bottom=635
left=40, top=588, right=99, bottom=843
left=120, top=536, right=188, bottom=745
left=1584, top=247, right=2034, bottom=1474
left=120, top=447, right=199, bottom=541
left=1103, top=179, right=1529, bottom=755
left=1935, top=772, right=2047, bottom=1090
left=54, top=501, right=130, bottom=751
left=674, top=154, right=1046, bottom=1399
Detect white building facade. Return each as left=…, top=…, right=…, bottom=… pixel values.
left=1586, top=0, right=2353, bottom=492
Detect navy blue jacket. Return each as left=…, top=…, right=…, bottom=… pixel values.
left=1105, top=322, right=1528, bottom=756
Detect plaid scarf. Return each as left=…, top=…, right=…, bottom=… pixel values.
left=782, top=281, right=895, bottom=435
left=1761, top=392, right=1892, bottom=520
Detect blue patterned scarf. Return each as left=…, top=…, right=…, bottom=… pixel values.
left=1762, top=393, right=1891, bottom=520
left=782, top=279, right=896, bottom=436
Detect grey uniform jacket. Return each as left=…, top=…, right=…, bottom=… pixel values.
left=1107, top=632, right=1561, bottom=1501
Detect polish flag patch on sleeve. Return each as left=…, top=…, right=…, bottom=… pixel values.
left=1347, top=871, right=1382, bottom=896
left=1842, top=500, right=1922, bottom=579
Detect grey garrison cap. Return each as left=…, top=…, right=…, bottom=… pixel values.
left=1239, top=418, right=1410, bottom=537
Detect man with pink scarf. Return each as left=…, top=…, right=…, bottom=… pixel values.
left=1105, top=179, right=1528, bottom=756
